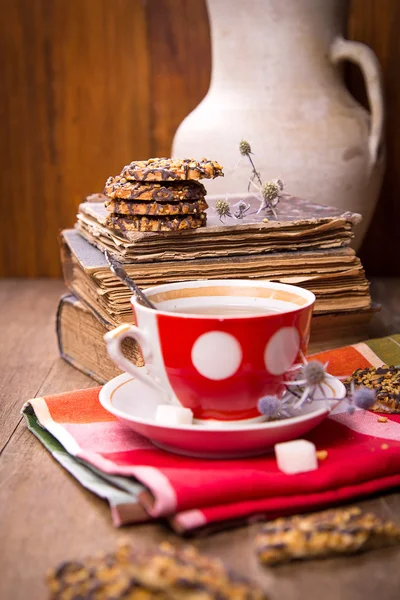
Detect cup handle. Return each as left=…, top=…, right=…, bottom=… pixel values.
left=104, top=324, right=167, bottom=398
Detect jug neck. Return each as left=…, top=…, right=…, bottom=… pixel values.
left=206, top=0, right=349, bottom=90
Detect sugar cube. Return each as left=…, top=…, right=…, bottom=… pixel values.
left=274, top=439, right=318, bottom=474
left=155, top=404, right=193, bottom=426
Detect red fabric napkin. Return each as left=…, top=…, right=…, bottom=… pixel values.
left=24, top=338, right=400, bottom=532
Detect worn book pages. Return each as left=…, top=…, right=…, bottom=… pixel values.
left=57, top=294, right=376, bottom=384
left=76, top=194, right=360, bottom=263
left=57, top=294, right=143, bottom=381
left=60, top=229, right=371, bottom=325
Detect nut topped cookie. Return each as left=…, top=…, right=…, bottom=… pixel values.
left=105, top=176, right=206, bottom=201
left=120, top=157, right=224, bottom=182
left=105, top=198, right=208, bottom=217
left=103, top=156, right=219, bottom=234
left=47, top=542, right=267, bottom=599
left=105, top=212, right=207, bottom=233
left=345, top=365, right=400, bottom=413
left=255, top=507, right=400, bottom=566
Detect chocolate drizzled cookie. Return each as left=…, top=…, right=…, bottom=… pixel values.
left=105, top=177, right=206, bottom=201
left=47, top=542, right=267, bottom=599
left=345, top=365, right=400, bottom=413
left=103, top=157, right=221, bottom=235
left=121, top=158, right=224, bottom=182
left=105, top=198, right=208, bottom=217
left=255, top=507, right=400, bottom=565
left=105, top=213, right=207, bottom=233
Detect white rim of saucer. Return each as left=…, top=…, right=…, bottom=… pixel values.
left=98, top=373, right=345, bottom=432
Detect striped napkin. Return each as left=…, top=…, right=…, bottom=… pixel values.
left=22, top=335, right=400, bottom=533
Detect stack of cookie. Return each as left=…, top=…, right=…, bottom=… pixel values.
left=103, top=157, right=224, bottom=233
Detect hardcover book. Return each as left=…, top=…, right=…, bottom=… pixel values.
left=77, top=193, right=360, bottom=263
left=60, top=228, right=372, bottom=326
left=57, top=294, right=375, bottom=384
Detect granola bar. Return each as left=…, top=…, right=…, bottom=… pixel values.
left=121, top=158, right=224, bottom=182
left=345, top=365, right=400, bottom=413
left=255, top=507, right=400, bottom=565
left=47, top=542, right=267, bottom=599
left=104, top=177, right=206, bottom=201
left=105, top=198, right=208, bottom=217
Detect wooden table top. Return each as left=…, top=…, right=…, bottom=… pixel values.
left=1, top=278, right=399, bottom=600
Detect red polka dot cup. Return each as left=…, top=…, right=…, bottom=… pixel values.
left=104, top=280, right=315, bottom=424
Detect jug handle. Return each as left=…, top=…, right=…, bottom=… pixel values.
left=330, top=37, right=384, bottom=168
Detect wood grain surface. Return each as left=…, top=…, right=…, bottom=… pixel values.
left=348, top=0, right=400, bottom=275
left=0, top=0, right=400, bottom=277
left=0, top=278, right=399, bottom=600
left=146, top=0, right=211, bottom=157
left=0, top=0, right=152, bottom=277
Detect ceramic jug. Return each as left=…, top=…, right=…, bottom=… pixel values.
left=172, top=0, right=385, bottom=247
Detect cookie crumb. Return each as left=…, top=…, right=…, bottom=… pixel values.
left=316, top=450, right=328, bottom=460
left=378, top=416, right=388, bottom=423
left=381, top=443, right=389, bottom=450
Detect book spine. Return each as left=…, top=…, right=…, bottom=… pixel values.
left=56, top=294, right=108, bottom=384
left=59, top=231, right=117, bottom=329
left=59, top=231, right=74, bottom=289
left=56, top=293, right=78, bottom=360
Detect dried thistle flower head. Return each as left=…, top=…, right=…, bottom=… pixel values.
left=258, top=396, right=280, bottom=418
left=353, top=387, right=376, bottom=410
left=215, top=198, right=232, bottom=221
left=261, top=180, right=281, bottom=203
left=237, top=200, right=249, bottom=210
left=301, top=361, right=326, bottom=386
left=257, top=395, right=293, bottom=419
left=284, top=357, right=330, bottom=409
left=234, top=200, right=251, bottom=219
left=239, top=140, right=252, bottom=156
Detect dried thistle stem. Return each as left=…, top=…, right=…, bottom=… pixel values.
left=247, top=154, right=263, bottom=190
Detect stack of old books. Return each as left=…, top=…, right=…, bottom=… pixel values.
left=58, top=158, right=374, bottom=383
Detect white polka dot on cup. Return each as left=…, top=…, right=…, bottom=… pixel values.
left=191, top=331, right=243, bottom=380
left=264, top=327, right=300, bottom=375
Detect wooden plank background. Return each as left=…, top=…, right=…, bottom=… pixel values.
left=0, top=0, right=398, bottom=277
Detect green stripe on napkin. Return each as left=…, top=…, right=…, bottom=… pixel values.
left=22, top=406, right=147, bottom=525
left=366, top=334, right=400, bottom=366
